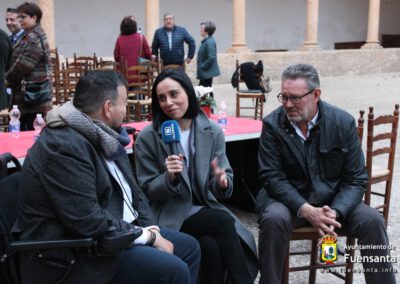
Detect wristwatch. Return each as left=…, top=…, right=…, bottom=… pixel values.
left=147, top=230, right=157, bottom=246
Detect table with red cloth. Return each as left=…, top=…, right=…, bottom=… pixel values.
left=0, top=117, right=261, bottom=158
left=0, top=116, right=262, bottom=211
left=125, top=115, right=262, bottom=142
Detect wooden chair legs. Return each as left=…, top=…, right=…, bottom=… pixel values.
left=284, top=227, right=355, bottom=284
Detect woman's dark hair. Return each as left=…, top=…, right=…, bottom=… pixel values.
left=201, top=21, right=216, bottom=36
left=73, top=70, right=127, bottom=115
left=151, top=69, right=199, bottom=130
left=120, top=16, right=137, bottom=35
left=17, top=2, right=42, bottom=24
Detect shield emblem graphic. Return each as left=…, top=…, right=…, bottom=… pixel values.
left=320, top=235, right=338, bottom=264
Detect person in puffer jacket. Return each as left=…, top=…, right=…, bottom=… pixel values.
left=151, top=13, right=195, bottom=68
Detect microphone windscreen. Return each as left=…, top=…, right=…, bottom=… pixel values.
left=161, top=120, right=181, bottom=144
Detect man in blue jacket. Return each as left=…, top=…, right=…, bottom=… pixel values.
left=151, top=13, right=195, bottom=68
left=256, top=63, right=396, bottom=284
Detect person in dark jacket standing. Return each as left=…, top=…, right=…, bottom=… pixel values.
left=256, top=63, right=396, bottom=284
left=151, top=13, right=195, bottom=68
left=196, top=21, right=220, bottom=97
left=0, top=28, right=11, bottom=110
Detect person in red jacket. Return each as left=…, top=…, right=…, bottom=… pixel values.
left=113, top=16, right=152, bottom=85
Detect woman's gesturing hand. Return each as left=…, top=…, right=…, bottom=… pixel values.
left=211, top=158, right=228, bottom=189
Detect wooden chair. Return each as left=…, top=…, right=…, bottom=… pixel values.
left=146, top=60, right=160, bottom=85
left=126, top=61, right=159, bottom=122
left=65, top=53, right=97, bottom=71
left=282, top=110, right=367, bottom=283
left=234, top=60, right=265, bottom=120
left=357, top=110, right=365, bottom=145
left=65, top=58, right=89, bottom=72
left=59, top=64, right=85, bottom=102
left=364, top=104, right=399, bottom=227
left=126, top=99, right=152, bottom=122
left=73, top=52, right=98, bottom=69
left=162, top=64, right=185, bottom=71
left=283, top=228, right=356, bottom=284
left=50, top=48, right=61, bottom=105
left=125, top=65, right=152, bottom=122
left=97, top=58, right=116, bottom=70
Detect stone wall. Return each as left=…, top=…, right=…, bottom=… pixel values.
left=1, top=1, right=399, bottom=57
left=186, top=48, right=400, bottom=83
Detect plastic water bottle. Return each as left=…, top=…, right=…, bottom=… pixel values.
left=217, top=100, right=228, bottom=130
left=33, top=113, right=45, bottom=141
left=9, top=105, right=21, bottom=138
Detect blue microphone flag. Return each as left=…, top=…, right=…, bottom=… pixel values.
left=161, top=120, right=181, bottom=144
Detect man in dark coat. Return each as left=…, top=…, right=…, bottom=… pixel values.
left=256, top=63, right=396, bottom=284
left=0, top=28, right=11, bottom=110
left=151, top=13, right=195, bottom=67
left=12, top=70, right=200, bottom=284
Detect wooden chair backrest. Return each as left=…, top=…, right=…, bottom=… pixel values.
left=357, top=110, right=365, bottom=145
left=365, top=104, right=399, bottom=225
left=125, top=65, right=151, bottom=91
left=50, top=48, right=61, bottom=104
left=97, top=58, right=116, bottom=70
left=60, top=64, right=86, bottom=102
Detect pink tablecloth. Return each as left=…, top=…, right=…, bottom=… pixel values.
left=0, top=117, right=262, bottom=159
left=0, top=131, right=36, bottom=159
left=125, top=116, right=262, bottom=137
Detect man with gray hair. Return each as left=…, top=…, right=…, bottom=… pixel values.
left=151, top=13, right=195, bottom=68
left=256, top=63, right=396, bottom=283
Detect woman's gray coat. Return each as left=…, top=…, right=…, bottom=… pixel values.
left=135, top=112, right=258, bottom=278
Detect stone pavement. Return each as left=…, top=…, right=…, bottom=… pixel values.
left=211, top=72, right=400, bottom=283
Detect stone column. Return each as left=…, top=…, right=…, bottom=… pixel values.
left=227, top=0, right=250, bottom=53
left=37, top=0, right=56, bottom=49
left=362, top=0, right=382, bottom=49
left=300, top=0, right=321, bottom=51
left=146, top=0, right=159, bottom=46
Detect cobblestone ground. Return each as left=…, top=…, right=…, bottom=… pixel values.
left=212, top=72, right=400, bottom=283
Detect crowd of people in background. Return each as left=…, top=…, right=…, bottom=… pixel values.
left=1, top=9, right=221, bottom=129
left=0, top=2, right=397, bottom=284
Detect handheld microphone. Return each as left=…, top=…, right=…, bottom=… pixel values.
left=161, top=120, right=182, bottom=181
